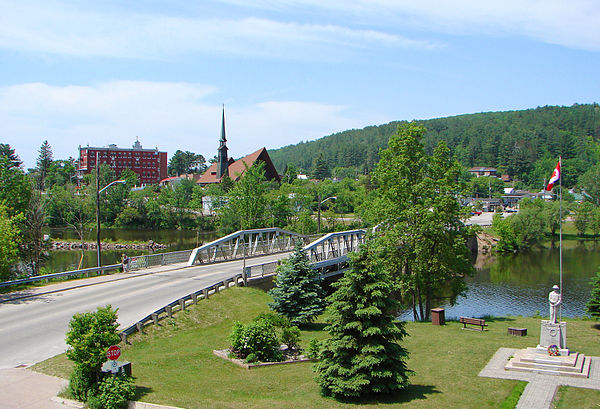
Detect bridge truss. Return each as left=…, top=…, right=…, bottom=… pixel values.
left=187, top=228, right=307, bottom=266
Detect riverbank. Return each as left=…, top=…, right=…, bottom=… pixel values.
left=33, top=287, right=600, bottom=409
left=50, top=240, right=168, bottom=251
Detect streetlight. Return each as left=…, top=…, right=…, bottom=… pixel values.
left=96, top=162, right=126, bottom=267
left=318, top=196, right=336, bottom=234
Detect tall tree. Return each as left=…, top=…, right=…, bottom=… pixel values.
left=0, top=143, right=22, bottom=169
left=268, top=241, right=326, bottom=325
left=0, top=204, right=22, bottom=280
left=315, top=241, right=412, bottom=398
left=0, top=155, right=32, bottom=217
left=364, top=122, right=474, bottom=321
left=312, top=153, right=330, bottom=180
left=220, top=162, right=268, bottom=231
left=36, top=140, right=53, bottom=190
left=20, top=191, right=49, bottom=275
left=168, top=150, right=206, bottom=176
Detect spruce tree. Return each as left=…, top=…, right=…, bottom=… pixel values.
left=315, top=241, right=412, bottom=399
left=36, top=140, right=53, bottom=190
left=268, top=241, right=326, bottom=325
left=586, top=269, right=600, bottom=319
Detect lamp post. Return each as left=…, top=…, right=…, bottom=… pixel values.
left=96, top=169, right=126, bottom=267
left=318, top=196, right=337, bottom=234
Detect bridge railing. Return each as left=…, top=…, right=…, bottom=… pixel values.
left=0, top=264, right=123, bottom=288
left=303, top=229, right=367, bottom=263
left=127, top=249, right=193, bottom=271
left=187, top=228, right=307, bottom=266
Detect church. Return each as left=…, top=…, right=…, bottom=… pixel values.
left=197, top=107, right=280, bottom=185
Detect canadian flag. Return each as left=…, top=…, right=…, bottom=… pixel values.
left=546, top=161, right=560, bottom=191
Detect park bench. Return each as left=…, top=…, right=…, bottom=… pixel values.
left=460, top=317, right=488, bottom=331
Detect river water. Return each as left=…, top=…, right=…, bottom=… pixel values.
left=45, top=229, right=599, bottom=319
left=398, top=240, right=600, bottom=320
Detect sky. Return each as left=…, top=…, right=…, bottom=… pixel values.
left=1, top=0, right=599, bottom=170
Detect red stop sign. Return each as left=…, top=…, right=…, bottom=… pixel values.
left=107, top=345, right=121, bottom=361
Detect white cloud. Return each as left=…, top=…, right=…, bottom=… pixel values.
left=0, top=0, right=435, bottom=61
left=222, top=0, right=600, bottom=51
left=0, top=81, right=367, bottom=169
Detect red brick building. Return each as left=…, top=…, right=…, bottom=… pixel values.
left=78, top=138, right=167, bottom=185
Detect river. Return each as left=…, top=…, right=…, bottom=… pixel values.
left=398, top=240, right=600, bottom=320
left=45, top=229, right=599, bottom=319
left=44, top=228, right=218, bottom=271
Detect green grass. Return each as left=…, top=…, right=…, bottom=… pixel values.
left=553, top=385, right=600, bottom=409
left=33, top=287, right=600, bottom=409
left=499, top=381, right=527, bottom=409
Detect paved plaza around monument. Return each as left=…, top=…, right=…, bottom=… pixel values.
left=479, top=347, right=600, bottom=409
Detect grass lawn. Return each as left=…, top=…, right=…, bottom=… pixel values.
left=33, top=287, right=600, bottom=409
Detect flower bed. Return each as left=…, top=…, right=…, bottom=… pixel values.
left=213, top=348, right=314, bottom=369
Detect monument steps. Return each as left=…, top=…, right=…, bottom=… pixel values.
left=505, top=349, right=591, bottom=378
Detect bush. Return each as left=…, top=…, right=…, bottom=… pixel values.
left=306, top=338, right=321, bottom=359
left=65, top=305, right=121, bottom=401
left=280, top=326, right=301, bottom=350
left=230, top=320, right=282, bottom=362
left=253, top=312, right=290, bottom=328
left=69, top=365, right=96, bottom=401
left=88, top=373, right=136, bottom=409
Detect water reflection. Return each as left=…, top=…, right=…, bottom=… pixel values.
left=398, top=241, right=600, bottom=320
left=44, top=228, right=218, bottom=272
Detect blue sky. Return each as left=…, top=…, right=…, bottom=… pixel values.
left=1, top=0, right=599, bottom=169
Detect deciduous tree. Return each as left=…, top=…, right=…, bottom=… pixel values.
left=364, top=122, right=474, bottom=321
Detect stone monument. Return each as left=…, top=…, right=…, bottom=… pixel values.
left=504, top=284, right=590, bottom=377
left=538, top=284, right=567, bottom=353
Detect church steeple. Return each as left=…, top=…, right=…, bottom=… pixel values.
left=216, top=105, right=229, bottom=179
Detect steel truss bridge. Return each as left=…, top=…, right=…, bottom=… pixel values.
left=186, top=228, right=308, bottom=266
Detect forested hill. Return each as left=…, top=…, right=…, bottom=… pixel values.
left=269, top=104, right=600, bottom=188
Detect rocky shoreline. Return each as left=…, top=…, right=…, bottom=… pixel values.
left=51, top=240, right=168, bottom=251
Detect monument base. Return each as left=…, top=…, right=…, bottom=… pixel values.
left=505, top=348, right=590, bottom=378
left=539, top=320, right=567, bottom=351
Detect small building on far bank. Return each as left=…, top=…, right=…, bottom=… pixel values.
left=468, top=167, right=498, bottom=178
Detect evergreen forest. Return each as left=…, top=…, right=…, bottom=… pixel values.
left=269, top=104, right=600, bottom=189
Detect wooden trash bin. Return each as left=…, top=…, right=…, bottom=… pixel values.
left=431, top=308, right=445, bottom=325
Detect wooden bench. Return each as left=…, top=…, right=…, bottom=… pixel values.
left=460, top=317, right=488, bottom=331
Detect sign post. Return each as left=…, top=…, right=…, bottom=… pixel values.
left=107, top=345, right=121, bottom=374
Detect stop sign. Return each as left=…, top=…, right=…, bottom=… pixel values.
left=107, top=345, right=121, bottom=361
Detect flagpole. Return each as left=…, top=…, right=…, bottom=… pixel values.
left=559, top=155, right=563, bottom=322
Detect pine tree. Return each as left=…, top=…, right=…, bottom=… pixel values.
left=268, top=241, right=326, bottom=325
left=315, top=241, right=412, bottom=399
left=586, top=269, right=600, bottom=319
left=36, top=140, right=53, bottom=190
left=312, top=153, right=330, bottom=180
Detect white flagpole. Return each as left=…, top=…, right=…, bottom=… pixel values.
left=559, top=156, right=563, bottom=322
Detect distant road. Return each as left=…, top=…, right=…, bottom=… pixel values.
left=0, top=252, right=289, bottom=369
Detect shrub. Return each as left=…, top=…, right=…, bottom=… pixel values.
left=254, top=312, right=290, bottom=328
left=88, top=373, right=136, bottom=409
left=306, top=338, right=321, bottom=359
left=230, top=320, right=282, bottom=362
left=69, top=365, right=96, bottom=401
left=65, top=305, right=121, bottom=401
left=280, top=326, right=301, bottom=350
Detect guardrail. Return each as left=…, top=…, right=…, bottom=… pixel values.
left=0, top=264, right=123, bottom=288
left=119, top=273, right=244, bottom=343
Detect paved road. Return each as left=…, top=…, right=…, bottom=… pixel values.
left=0, top=253, right=288, bottom=369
